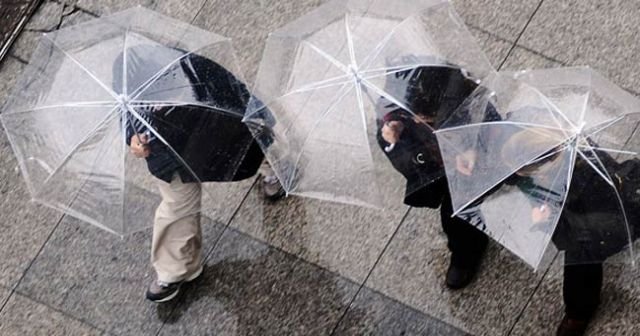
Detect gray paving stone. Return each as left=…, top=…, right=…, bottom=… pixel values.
left=510, top=259, right=640, bottom=336
left=333, top=286, right=472, bottom=336
left=0, top=292, right=103, bottom=336
left=0, top=286, right=11, bottom=311
left=159, top=228, right=360, bottom=336
left=15, top=214, right=227, bottom=336
left=518, top=0, right=640, bottom=92
left=229, top=183, right=410, bottom=284
left=191, top=0, right=327, bottom=85
left=467, top=27, right=513, bottom=69
left=361, top=207, right=546, bottom=336
left=452, top=0, right=541, bottom=41
left=9, top=1, right=96, bottom=61
left=0, top=124, right=63, bottom=289
left=0, top=57, right=26, bottom=105
left=150, top=0, right=207, bottom=22
left=74, top=0, right=153, bottom=16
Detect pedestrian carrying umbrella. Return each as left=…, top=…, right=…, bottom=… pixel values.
left=0, top=7, right=262, bottom=236
left=435, top=67, right=640, bottom=269
left=243, top=0, right=493, bottom=207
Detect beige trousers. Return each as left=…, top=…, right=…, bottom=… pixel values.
left=151, top=174, right=203, bottom=283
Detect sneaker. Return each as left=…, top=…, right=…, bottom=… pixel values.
left=556, top=315, right=589, bottom=336
left=262, top=174, right=286, bottom=201
left=146, top=265, right=203, bottom=303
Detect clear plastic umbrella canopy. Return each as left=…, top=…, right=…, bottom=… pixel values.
left=0, top=7, right=253, bottom=236
left=436, top=67, right=640, bottom=269
left=244, top=0, right=493, bottom=207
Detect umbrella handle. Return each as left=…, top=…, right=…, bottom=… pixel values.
left=385, top=143, right=396, bottom=153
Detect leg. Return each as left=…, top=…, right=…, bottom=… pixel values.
left=260, top=160, right=285, bottom=200
left=151, top=174, right=203, bottom=284
left=556, top=262, right=602, bottom=336
left=440, top=187, right=488, bottom=289
left=564, top=263, right=602, bottom=320
left=440, top=188, right=488, bottom=268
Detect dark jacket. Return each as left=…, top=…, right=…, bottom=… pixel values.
left=490, top=119, right=640, bottom=263
left=552, top=152, right=640, bottom=263
left=115, top=46, right=264, bottom=183
left=375, top=65, right=497, bottom=208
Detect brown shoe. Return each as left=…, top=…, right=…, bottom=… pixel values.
left=556, top=315, right=589, bottom=336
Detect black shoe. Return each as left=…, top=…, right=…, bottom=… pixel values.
left=146, top=265, right=203, bottom=303
left=445, top=254, right=483, bottom=290
left=445, top=263, right=476, bottom=289
left=556, top=315, right=589, bottom=336
left=262, top=175, right=286, bottom=201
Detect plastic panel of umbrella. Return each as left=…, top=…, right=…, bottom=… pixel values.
left=244, top=0, right=494, bottom=208
left=436, top=68, right=640, bottom=270
left=0, top=7, right=254, bottom=236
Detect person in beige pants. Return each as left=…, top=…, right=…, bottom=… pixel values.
left=131, top=134, right=204, bottom=303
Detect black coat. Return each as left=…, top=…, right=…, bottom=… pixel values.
left=551, top=153, right=640, bottom=263
left=115, top=46, right=264, bottom=183
left=375, top=65, right=496, bottom=208
left=478, top=113, right=640, bottom=263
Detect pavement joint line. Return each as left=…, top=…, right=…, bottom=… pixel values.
left=6, top=54, right=28, bottom=65
left=329, top=207, right=413, bottom=336
left=506, top=251, right=559, bottom=336
left=0, top=212, right=64, bottom=314
left=189, top=0, right=210, bottom=25
left=497, top=0, right=545, bottom=71
left=49, top=0, right=100, bottom=18
left=496, top=1, right=556, bottom=334
left=6, top=289, right=111, bottom=335
left=199, top=177, right=261, bottom=263
left=466, top=23, right=567, bottom=67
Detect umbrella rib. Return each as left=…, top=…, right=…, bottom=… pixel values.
left=359, top=76, right=430, bottom=129
left=284, top=77, right=354, bottom=96
left=577, top=73, right=592, bottom=128
left=128, top=100, right=244, bottom=118
left=451, top=137, right=572, bottom=217
left=354, top=80, right=370, bottom=148
left=4, top=102, right=117, bottom=115
left=528, top=85, right=577, bottom=132
left=360, top=63, right=458, bottom=75
left=580, top=143, right=635, bottom=263
left=582, top=115, right=625, bottom=138
left=125, top=106, right=204, bottom=184
left=302, top=41, right=350, bottom=74
left=358, top=13, right=409, bottom=70
left=246, top=75, right=353, bottom=117
left=286, top=85, right=355, bottom=190
left=361, top=63, right=458, bottom=80
left=577, top=145, right=637, bottom=156
left=41, top=105, right=120, bottom=187
left=129, top=42, right=221, bottom=100
left=344, top=13, right=358, bottom=70
left=576, top=149, right=615, bottom=187
left=43, top=34, right=118, bottom=100
left=434, top=120, right=572, bottom=134
left=123, top=28, right=129, bottom=97
left=278, top=82, right=353, bottom=138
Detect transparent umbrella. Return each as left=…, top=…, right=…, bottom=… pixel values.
left=436, top=67, right=640, bottom=269
left=244, top=0, right=493, bottom=207
left=0, top=7, right=258, bottom=236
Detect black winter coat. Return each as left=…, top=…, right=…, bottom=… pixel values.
left=375, top=65, right=497, bottom=208
left=115, top=46, right=264, bottom=183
